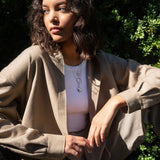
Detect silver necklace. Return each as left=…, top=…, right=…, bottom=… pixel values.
left=72, top=63, right=83, bottom=92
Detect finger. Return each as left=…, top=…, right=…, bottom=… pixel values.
left=88, top=126, right=96, bottom=147
left=68, top=135, right=92, bottom=153
left=83, top=139, right=92, bottom=153
left=72, top=144, right=82, bottom=154
left=94, top=127, right=101, bottom=147
left=68, top=148, right=79, bottom=157
left=71, top=144, right=82, bottom=159
left=73, top=136, right=90, bottom=148
left=100, top=126, right=106, bottom=143
left=69, top=136, right=91, bottom=154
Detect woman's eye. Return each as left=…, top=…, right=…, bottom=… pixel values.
left=59, top=7, right=67, bottom=11
left=42, top=9, right=49, bottom=14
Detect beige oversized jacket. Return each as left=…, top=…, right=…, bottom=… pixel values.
left=0, top=45, right=160, bottom=160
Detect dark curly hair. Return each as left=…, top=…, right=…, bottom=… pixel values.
left=28, top=0, right=102, bottom=59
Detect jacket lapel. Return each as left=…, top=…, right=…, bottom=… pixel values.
left=87, top=57, right=101, bottom=121
left=49, top=54, right=68, bottom=135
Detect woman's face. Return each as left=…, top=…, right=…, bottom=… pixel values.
left=42, top=0, right=76, bottom=44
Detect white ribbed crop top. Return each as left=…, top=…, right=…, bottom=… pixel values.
left=64, top=60, right=89, bottom=132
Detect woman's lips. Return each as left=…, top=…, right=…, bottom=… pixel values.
left=50, top=27, right=61, bottom=34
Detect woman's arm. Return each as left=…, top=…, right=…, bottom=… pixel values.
left=88, top=95, right=126, bottom=147
left=0, top=46, right=67, bottom=160
left=0, top=51, right=66, bottom=159
left=0, top=46, right=91, bottom=159
left=88, top=52, right=160, bottom=148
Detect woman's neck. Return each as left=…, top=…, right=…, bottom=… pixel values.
left=61, top=40, right=82, bottom=66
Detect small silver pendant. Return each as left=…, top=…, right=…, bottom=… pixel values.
left=77, top=87, right=82, bottom=92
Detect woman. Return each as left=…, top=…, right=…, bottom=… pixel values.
left=0, top=0, right=160, bottom=160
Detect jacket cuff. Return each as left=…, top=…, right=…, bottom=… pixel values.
left=45, top=134, right=66, bottom=158
left=118, top=88, right=142, bottom=113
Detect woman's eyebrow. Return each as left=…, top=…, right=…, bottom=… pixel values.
left=56, top=1, right=67, bottom=5
left=42, top=1, right=67, bottom=7
left=42, top=4, right=48, bottom=8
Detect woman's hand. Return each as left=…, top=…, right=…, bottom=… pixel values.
left=65, top=135, right=92, bottom=159
left=87, top=95, right=127, bottom=148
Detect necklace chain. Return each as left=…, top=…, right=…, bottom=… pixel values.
left=72, top=63, right=82, bottom=92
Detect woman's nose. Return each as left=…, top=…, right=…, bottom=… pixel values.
left=49, top=11, right=59, bottom=24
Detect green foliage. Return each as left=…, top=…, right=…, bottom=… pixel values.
left=138, top=125, right=160, bottom=160
left=130, top=4, right=160, bottom=58
left=154, top=61, right=160, bottom=68
left=126, top=125, right=160, bottom=160
left=95, top=0, right=160, bottom=64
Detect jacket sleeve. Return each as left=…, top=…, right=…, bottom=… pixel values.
left=105, top=52, right=160, bottom=113
left=0, top=46, right=66, bottom=160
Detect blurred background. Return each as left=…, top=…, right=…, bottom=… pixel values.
left=0, top=0, right=160, bottom=159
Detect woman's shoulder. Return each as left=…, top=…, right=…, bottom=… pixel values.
left=0, top=45, right=45, bottom=81
left=96, top=50, right=126, bottom=64
left=96, top=50, right=141, bottom=70
left=20, top=45, right=46, bottom=61
left=1, top=45, right=47, bottom=74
